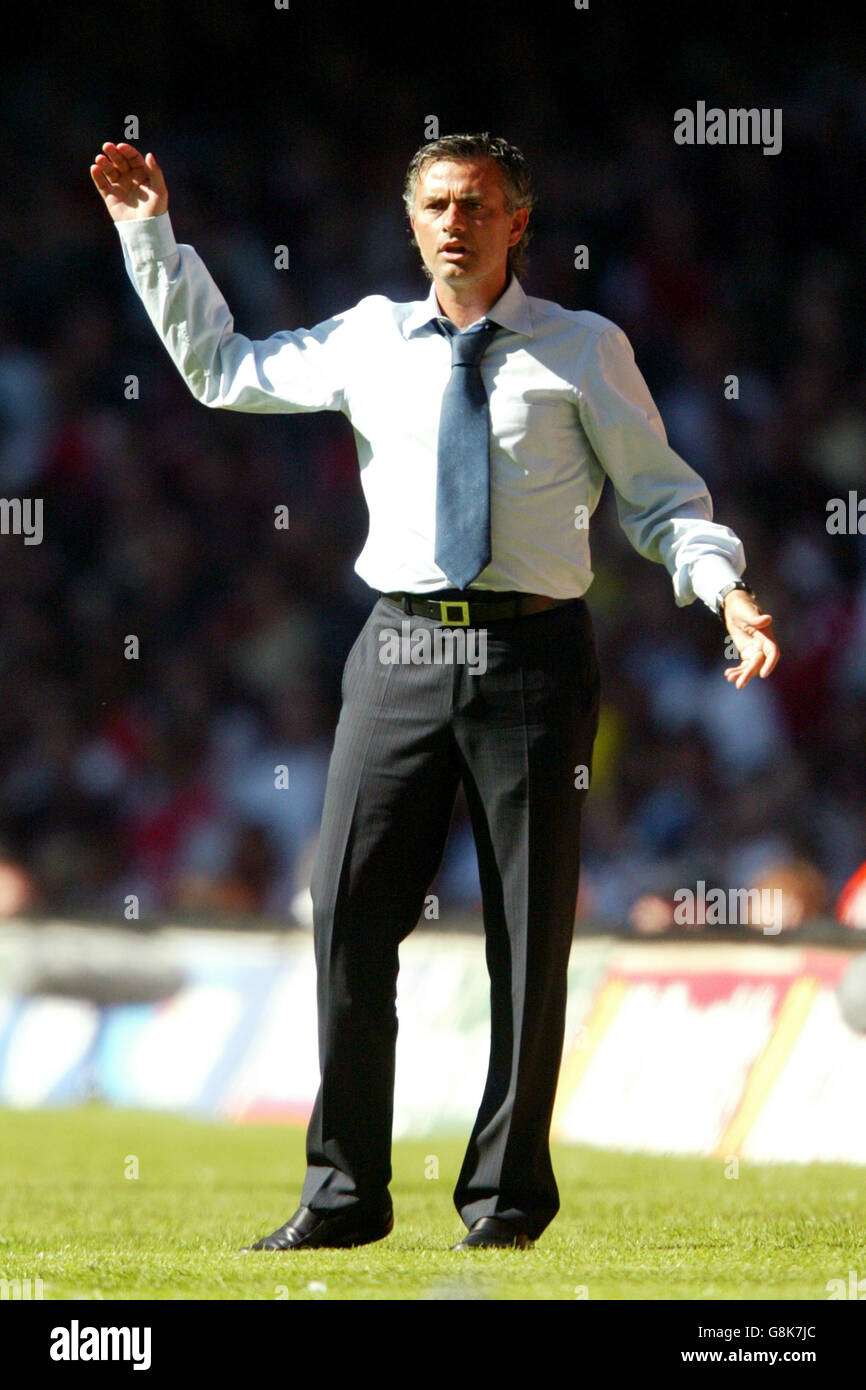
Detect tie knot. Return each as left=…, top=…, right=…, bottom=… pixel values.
left=438, top=318, right=497, bottom=367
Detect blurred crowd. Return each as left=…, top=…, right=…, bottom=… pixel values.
left=0, top=18, right=864, bottom=934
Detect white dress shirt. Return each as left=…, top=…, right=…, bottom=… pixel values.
left=116, top=213, right=745, bottom=609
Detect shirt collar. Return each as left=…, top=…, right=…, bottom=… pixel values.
left=401, top=272, right=534, bottom=340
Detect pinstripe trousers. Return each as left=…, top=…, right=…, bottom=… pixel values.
left=299, top=592, right=600, bottom=1239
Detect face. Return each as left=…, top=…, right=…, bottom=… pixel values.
left=409, top=157, right=529, bottom=290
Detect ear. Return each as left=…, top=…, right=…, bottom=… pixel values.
left=508, top=207, right=530, bottom=248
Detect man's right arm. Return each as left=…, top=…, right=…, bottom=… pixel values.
left=91, top=140, right=348, bottom=415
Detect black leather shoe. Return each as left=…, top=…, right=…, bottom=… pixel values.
left=451, top=1217, right=535, bottom=1250
left=242, top=1204, right=393, bottom=1251
left=241, top=1200, right=394, bottom=1256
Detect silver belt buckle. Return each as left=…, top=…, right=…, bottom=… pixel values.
left=438, top=599, right=470, bottom=626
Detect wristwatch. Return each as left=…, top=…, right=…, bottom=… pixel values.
left=716, top=579, right=755, bottom=621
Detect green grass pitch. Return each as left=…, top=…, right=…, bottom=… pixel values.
left=0, top=1105, right=863, bottom=1300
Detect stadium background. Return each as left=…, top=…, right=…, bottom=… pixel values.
left=1, top=2, right=865, bottom=1165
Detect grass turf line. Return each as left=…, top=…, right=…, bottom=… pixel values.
left=0, top=1104, right=863, bottom=1300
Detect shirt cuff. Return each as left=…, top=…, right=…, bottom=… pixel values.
left=115, top=212, right=177, bottom=267
left=689, top=554, right=747, bottom=613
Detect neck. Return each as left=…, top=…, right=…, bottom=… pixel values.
left=434, top=267, right=510, bottom=330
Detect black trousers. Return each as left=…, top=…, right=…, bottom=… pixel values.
left=299, top=593, right=600, bottom=1239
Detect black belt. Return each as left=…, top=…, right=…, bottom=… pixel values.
left=382, top=590, right=572, bottom=626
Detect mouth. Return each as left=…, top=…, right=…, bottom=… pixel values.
left=440, top=242, right=471, bottom=260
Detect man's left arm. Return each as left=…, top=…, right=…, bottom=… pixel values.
left=576, top=324, right=779, bottom=689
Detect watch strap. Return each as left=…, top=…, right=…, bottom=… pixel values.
left=716, top=580, right=754, bottom=620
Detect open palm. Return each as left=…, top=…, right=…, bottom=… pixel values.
left=90, top=142, right=168, bottom=221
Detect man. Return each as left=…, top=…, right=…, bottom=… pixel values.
left=91, top=132, right=779, bottom=1252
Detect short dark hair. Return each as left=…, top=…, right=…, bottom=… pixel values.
left=403, top=132, right=535, bottom=280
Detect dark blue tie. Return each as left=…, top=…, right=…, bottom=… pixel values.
left=434, top=318, right=498, bottom=590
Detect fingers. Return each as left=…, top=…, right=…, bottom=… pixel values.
left=92, top=151, right=134, bottom=196
left=143, top=151, right=167, bottom=195
left=93, top=142, right=150, bottom=193
left=759, top=634, right=780, bottom=677
left=723, top=600, right=780, bottom=689
left=724, top=634, right=780, bottom=688
left=725, top=650, right=762, bottom=689
left=89, top=162, right=114, bottom=196
left=101, top=140, right=145, bottom=175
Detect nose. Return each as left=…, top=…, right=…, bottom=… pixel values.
left=442, top=199, right=465, bottom=231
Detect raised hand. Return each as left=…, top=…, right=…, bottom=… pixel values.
left=90, top=142, right=168, bottom=221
